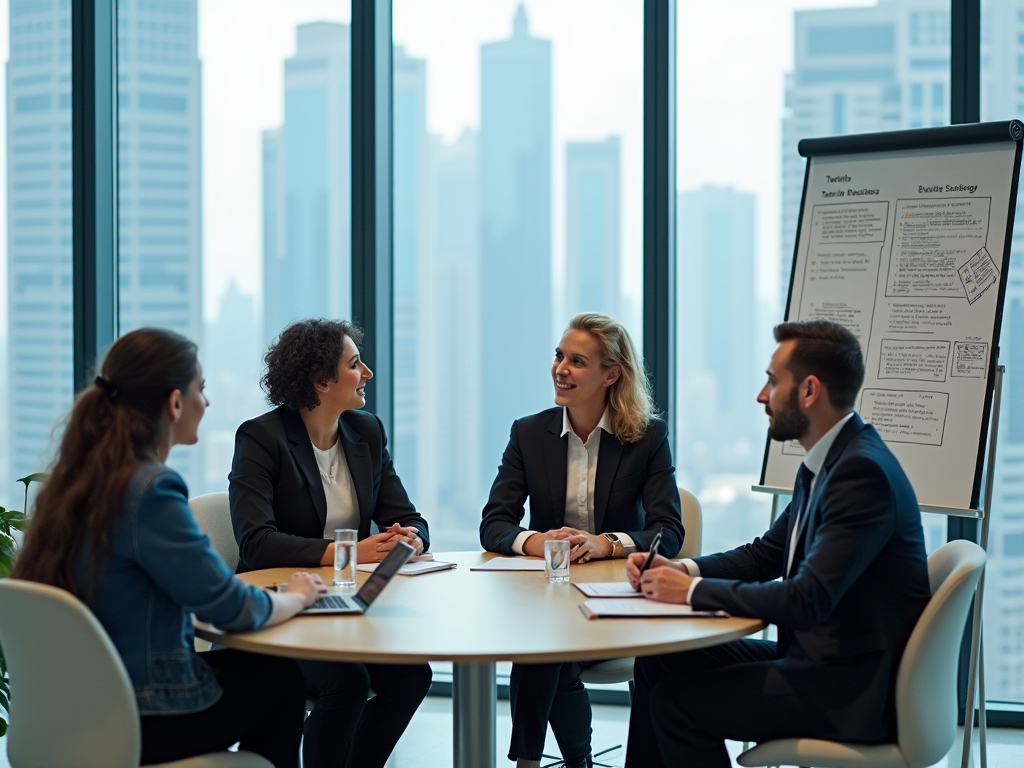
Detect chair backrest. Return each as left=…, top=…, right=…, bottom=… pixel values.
left=0, top=579, right=140, bottom=768
left=189, top=491, right=239, bottom=572
left=895, top=539, right=986, bottom=768
left=677, top=487, right=703, bottom=559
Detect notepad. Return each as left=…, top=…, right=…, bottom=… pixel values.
left=470, top=557, right=546, bottom=572
left=578, top=599, right=728, bottom=619
left=574, top=582, right=644, bottom=598
left=357, top=560, right=457, bottom=576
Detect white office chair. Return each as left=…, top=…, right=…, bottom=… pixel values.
left=579, top=487, right=703, bottom=687
left=737, top=538, right=987, bottom=768
left=189, top=492, right=239, bottom=572
left=570, top=489, right=703, bottom=764
left=187, top=492, right=351, bottom=712
left=0, top=578, right=272, bottom=768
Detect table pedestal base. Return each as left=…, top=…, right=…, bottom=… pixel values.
left=453, top=662, right=496, bottom=768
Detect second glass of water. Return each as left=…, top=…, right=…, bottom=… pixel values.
left=334, top=528, right=357, bottom=588
left=544, top=539, right=571, bottom=583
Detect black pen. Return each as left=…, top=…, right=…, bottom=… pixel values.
left=635, top=530, right=664, bottom=592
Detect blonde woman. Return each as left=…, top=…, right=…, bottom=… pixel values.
left=480, top=313, right=685, bottom=768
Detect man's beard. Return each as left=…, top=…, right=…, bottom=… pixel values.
left=767, top=386, right=810, bottom=442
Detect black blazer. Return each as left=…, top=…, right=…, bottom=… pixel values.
left=229, top=406, right=429, bottom=573
left=479, top=407, right=684, bottom=557
left=691, top=414, right=930, bottom=740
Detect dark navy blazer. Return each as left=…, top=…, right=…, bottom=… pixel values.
left=691, top=414, right=931, bottom=740
left=229, top=406, right=429, bottom=572
left=479, top=407, right=685, bottom=557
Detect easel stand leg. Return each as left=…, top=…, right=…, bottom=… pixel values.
left=959, top=365, right=1002, bottom=768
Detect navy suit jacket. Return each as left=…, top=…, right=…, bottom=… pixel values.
left=229, top=406, right=429, bottom=573
left=691, top=414, right=930, bottom=739
left=479, top=407, right=685, bottom=557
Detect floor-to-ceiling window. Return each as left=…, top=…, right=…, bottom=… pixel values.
left=3, top=0, right=74, bottom=501
left=674, top=0, right=951, bottom=564
left=115, top=0, right=352, bottom=495
left=391, top=0, right=643, bottom=550
left=977, top=0, right=1024, bottom=716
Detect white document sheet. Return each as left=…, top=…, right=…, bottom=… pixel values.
left=356, top=560, right=456, bottom=576
left=470, top=557, right=546, bottom=572
left=579, top=598, right=728, bottom=619
left=574, top=582, right=644, bottom=598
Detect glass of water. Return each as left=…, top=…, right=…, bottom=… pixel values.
left=334, top=529, right=357, bottom=588
left=544, top=539, right=571, bottom=583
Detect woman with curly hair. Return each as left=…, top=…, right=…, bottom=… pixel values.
left=229, top=318, right=432, bottom=768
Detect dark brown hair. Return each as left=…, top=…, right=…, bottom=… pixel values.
left=262, top=318, right=364, bottom=411
left=14, top=328, right=199, bottom=596
left=773, top=320, right=864, bottom=409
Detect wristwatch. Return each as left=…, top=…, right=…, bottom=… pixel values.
left=602, top=533, right=623, bottom=558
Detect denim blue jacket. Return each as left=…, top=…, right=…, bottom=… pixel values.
left=76, top=462, right=272, bottom=714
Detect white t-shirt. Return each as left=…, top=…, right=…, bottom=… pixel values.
left=312, top=438, right=361, bottom=537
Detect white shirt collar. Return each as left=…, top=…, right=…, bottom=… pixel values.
left=801, top=412, right=856, bottom=477
left=561, top=405, right=614, bottom=440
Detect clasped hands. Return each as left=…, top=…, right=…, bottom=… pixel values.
left=321, top=523, right=423, bottom=566
left=625, top=552, right=693, bottom=604
left=523, top=527, right=610, bottom=563
left=359, top=523, right=423, bottom=563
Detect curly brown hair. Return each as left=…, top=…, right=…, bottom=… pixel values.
left=262, top=318, right=364, bottom=411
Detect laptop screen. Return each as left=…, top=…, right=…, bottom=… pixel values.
left=353, top=540, right=415, bottom=610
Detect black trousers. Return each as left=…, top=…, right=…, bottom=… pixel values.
left=297, top=659, right=433, bottom=768
left=508, top=661, right=600, bottom=764
left=140, top=649, right=306, bottom=768
left=624, top=639, right=887, bottom=768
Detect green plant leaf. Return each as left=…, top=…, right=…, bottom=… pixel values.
left=0, top=716, right=7, bottom=737
left=16, top=473, right=49, bottom=485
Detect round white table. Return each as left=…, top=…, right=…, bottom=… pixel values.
left=196, top=551, right=764, bottom=768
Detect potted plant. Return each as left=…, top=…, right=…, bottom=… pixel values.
left=0, top=473, right=47, bottom=737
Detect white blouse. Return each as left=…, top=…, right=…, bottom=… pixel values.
left=312, top=438, right=361, bottom=537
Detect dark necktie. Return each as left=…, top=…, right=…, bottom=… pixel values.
left=786, top=463, right=815, bottom=577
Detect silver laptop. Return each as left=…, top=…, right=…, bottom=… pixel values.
left=302, top=540, right=414, bottom=615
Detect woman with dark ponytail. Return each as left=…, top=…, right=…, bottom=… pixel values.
left=14, top=328, right=324, bottom=768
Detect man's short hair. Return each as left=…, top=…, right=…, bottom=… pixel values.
left=773, top=320, right=864, bottom=409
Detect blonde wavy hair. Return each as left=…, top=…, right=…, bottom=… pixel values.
left=566, top=313, right=656, bottom=443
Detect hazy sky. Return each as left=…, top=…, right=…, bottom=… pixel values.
left=198, top=0, right=873, bottom=323
left=0, top=0, right=876, bottom=337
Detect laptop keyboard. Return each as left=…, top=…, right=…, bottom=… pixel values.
left=312, top=594, right=353, bottom=610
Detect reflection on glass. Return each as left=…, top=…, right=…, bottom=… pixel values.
left=5, top=0, right=72, bottom=489
left=392, top=1, right=642, bottom=549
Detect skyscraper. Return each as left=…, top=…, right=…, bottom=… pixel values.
left=6, top=0, right=203, bottom=487
left=676, top=186, right=758, bottom=460
left=479, top=4, right=552, bottom=468
left=6, top=0, right=73, bottom=483
left=392, top=45, right=428, bottom=503
left=565, top=137, right=620, bottom=320
left=423, top=129, right=482, bottom=548
left=117, top=0, right=204, bottom=488
left=263, top=22, right=351, bottom=348
left=781, top=1, right=949, bottom=309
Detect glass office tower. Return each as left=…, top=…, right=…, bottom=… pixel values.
left=479, top=5, right=552, bottom=471
left=564, top=136, right=621, bottom=320
left=117, top=0, right=203, bottom=489
left=262, top=21, right=352, bottom=350
left=6, top=0, right=73, bottom=484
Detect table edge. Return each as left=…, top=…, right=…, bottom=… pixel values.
left=194, top=618, right=766, bottom=665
